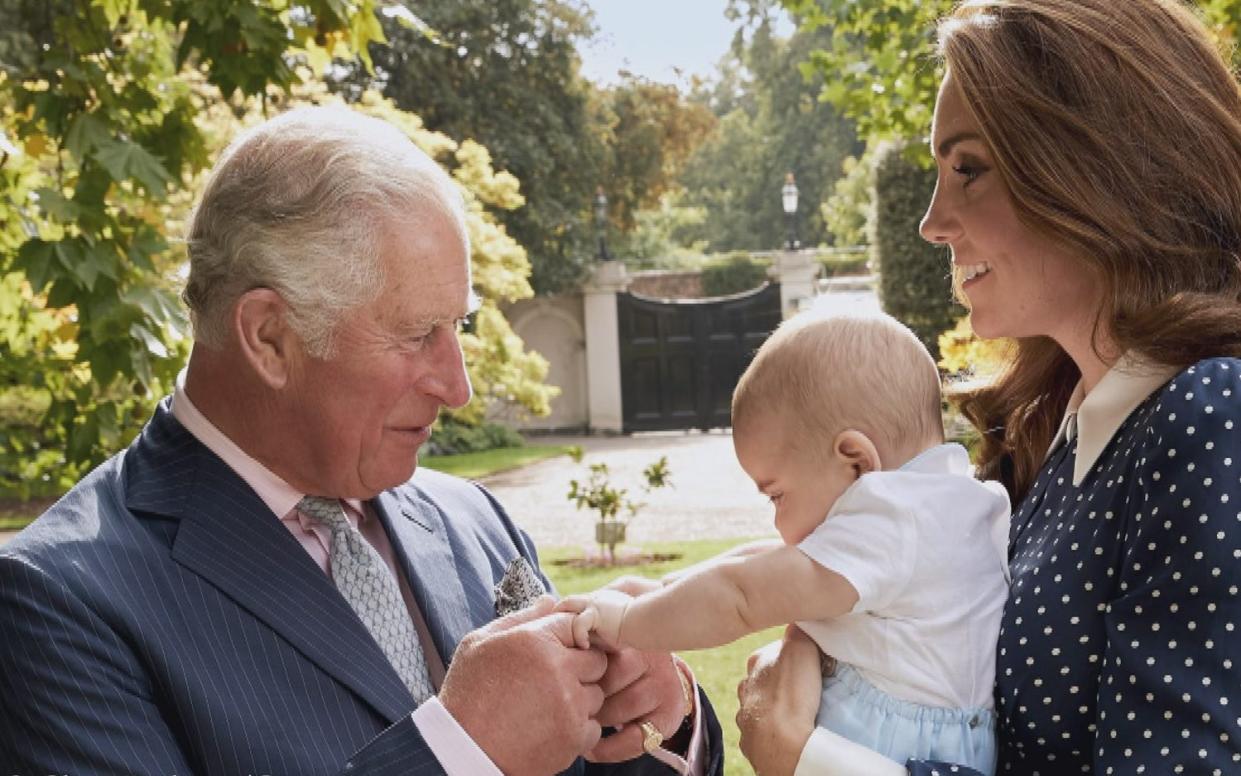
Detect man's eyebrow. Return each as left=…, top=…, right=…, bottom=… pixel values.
left=935, top=130, right=983, bottom=159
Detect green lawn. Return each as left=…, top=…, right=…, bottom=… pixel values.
left=0, top=515, right=36, bottom=531
left=419, top=444, right=577, bottom=479
left=542, top=538, right=780, bottom=776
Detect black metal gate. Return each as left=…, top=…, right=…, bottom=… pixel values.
left=618, top=283, right=782, bottom=432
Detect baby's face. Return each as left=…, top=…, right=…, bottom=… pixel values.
left=734, top=421, right=857, bottom=545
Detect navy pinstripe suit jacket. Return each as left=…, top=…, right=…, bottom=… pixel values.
left=0, top=400, right=723, bottom=775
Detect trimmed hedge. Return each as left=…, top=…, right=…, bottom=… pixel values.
left=871, top=143, right=963, bottom=360
left=701, top=252, right=771, bottom=297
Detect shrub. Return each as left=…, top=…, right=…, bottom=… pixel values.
left=423, top=417, right=525, bottom=456
left=701, top=252, right=771, bottom=297
left=937, top=317, right=1013, bottom=379
left=817, top=250, right=870, bottom=278
left=871, top=142, right=963, bottom=360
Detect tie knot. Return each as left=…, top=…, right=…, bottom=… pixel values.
left=297, top=495, right=349, bottom=531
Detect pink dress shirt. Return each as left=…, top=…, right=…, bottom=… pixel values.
left=172, top=378, right=705, bottom=775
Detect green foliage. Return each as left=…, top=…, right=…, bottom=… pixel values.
left=678, top=19, right=861, bottom=252
left=822, top=150, right=875, bottom=247
left=567, top=456, right=672, bottom=564
left=701, top=253, right=771, bottom=297
left=781, top=0, right=952, bottom=144
left=339, top=0, right=604, bottom=294
left=591, top=76, right=718, bottom=234
left=0, top=1, right=556, bottom=498
left=817, top=248, right=870, bottom=277
left=937, top=317, right=1012, bottom=379
left=871, top=142, right=961, bottom=360
left=611, top=191, right=709, bottom=268
left=423, top=416, right=525, bottom=457
left=0, top=0, right=376, bottom=492
left=783, top=0, right=1241, bottom=155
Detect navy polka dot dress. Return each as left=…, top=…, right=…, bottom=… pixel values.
left=909, top=357, right=1241, bottom=775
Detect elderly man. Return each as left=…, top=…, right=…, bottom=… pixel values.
left=0, top=107, right=722, bottom=775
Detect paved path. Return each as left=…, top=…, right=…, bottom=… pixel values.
left=481, top=430, right=775, bottom=549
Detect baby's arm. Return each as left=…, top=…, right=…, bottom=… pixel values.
left=659, top=537, right=782, bottom=585
left=563, top=545, right=859, bottom=651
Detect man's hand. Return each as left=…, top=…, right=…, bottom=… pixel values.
left=736, top=626, right=821, bottom=776
left=586, top=647, right=693, bottom=763
left=439, top=596, right=608, bottom=775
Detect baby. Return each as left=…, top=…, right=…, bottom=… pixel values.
left=560, top=310, right=1010, bottom=773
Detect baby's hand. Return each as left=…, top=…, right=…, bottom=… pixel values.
left=556, top=594, right=599, bottom=649
left=554, top=590, right=633, bottom=650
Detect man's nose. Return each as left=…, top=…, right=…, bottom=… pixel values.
left=423, top=329, right=473, bottom=409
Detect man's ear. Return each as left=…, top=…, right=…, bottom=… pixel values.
left=833, top=430, right=882, bottom=478
left=233, top=288, right=298, bottom=389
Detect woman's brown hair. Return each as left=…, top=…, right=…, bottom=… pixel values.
left=938, top=0, right=1241, bottom=502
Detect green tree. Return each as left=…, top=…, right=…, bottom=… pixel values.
left=591, top=75, right=718, bottom=234
left=678, top=19, right=861, bottom=252
left=781, top=0, right=1241, bottom=150
left=0, top=0, right=553, bottom=497
left=338, top=0, right=604, bottom=294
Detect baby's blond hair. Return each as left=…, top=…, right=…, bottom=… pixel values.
left=732, top=310, right=944, bottom=467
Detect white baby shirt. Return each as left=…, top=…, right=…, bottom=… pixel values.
left=796, top=443, right=1010, bottom=710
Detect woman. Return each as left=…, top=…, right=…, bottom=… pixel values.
left=736, top=0, right=1241, bottom=773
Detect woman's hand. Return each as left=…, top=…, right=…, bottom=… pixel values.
left=736, top=625, right=822, bottom=776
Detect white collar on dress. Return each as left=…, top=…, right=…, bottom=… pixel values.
left=1046, top=353, right=1179, bottom=486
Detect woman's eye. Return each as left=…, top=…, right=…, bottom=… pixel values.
left=952, top=161, right=988, bottom=186
left=953, top=164, right=980, bottom=183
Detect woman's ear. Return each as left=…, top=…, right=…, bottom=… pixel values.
left=833, top=430, right=882, bottom=478
left=233, top=288, right=297, bottom=390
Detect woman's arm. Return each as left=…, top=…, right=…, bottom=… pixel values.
left=1088, top=361, right=1241, bottom=768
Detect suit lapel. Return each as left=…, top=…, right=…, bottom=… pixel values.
left=125, top=402, right=415, bottom=724
left=372, top=489, right=476, bottom=665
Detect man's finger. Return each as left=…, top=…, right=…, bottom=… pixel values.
left=585, top=723, right=644, bottom=764
left=477, top=594, right=555, bottom=635
left=597, top=646, right=646, bottom=696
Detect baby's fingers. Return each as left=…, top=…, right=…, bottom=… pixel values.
left=571, top=609, right=598, bottom=650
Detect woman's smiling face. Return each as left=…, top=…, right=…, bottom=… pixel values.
left=919, top=71, right=1104, bottom=350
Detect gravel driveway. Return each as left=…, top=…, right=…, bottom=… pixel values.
left=480, top=430, right=776, bottom=549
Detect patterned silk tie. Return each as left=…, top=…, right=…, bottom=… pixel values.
left=297, top=495, right=434, bottom=704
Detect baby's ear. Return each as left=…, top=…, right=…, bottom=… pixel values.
left=833, top=430, right=882, bottom=478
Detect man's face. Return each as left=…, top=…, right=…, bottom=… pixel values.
left=283, top=211, right=473, bottom=499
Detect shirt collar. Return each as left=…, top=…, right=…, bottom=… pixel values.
left=1046, top=353, right=1178, bottom=486
left=171, top=370, right=366, bottom=520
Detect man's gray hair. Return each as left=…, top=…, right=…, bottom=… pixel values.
left=183, top=106, right=467, bottom=357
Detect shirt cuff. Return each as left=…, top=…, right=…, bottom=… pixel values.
left=411, top=697, right=502, bottom=776
left=651, top=658, right=706, bottom=776
left=794, top=727, right=906, bottom=776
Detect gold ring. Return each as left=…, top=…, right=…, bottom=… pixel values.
left=640, top=721, right=663, bottom=754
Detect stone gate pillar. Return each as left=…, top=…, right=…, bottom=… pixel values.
left=770, top=249, right=820, bottom=319
left=582, top=260, right=629, bottom=433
